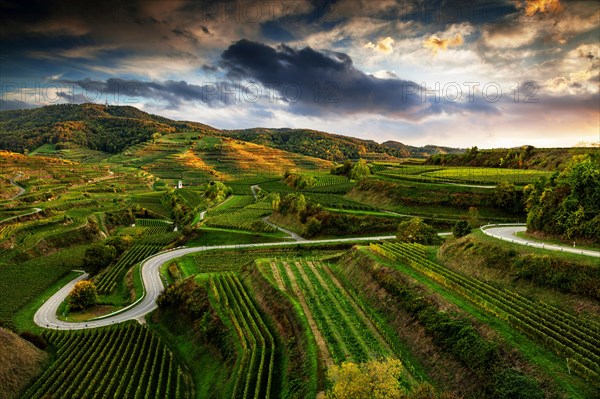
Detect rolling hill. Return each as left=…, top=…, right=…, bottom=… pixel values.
left=0, top=104, right=462, bottom=162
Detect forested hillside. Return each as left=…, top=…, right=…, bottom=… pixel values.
left=222, top=128, right=463, bottom=161
left=426, top=145, right=598, bottom=170
left=0, top=104, right=218, bottom=154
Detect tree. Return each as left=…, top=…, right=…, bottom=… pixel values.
left=205, top=181, right=232, bottom=201
left=525, top=154, right=600, bottom=239
left=351, top=159, right=370, bottom=181
left=83, top=243, right=117, bottom=275
left=326, top=358, right=404, bottom=399
left=452, top=220, right=471, bottom=238
left=151, top=132, right=162, bottom=143
left=68, top=280, right=98, bottom=310
left=494, top=181, right=517, bottom=211
left=467, top=206, right=481, bottom=228
left=296, top=194, right=307, bottom=215
left=304, top=216, right=322, bottom=237
left=397, top=218, right=440, bottom=245
left=272, top=193, right=281, bottom=211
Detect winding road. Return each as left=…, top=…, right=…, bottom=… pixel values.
left=481, top=224, right=600, bottom=258
left=34, top=235, right=396, bottom=330
left=34, top=223, right=599, bottom=330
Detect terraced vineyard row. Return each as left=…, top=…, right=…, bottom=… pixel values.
left=136, top=218, right=173, bottom=227
left=96, top=243, right=163, bottom=294
left=269, top=259, right=391, bottom=364
left=206, top=195, right=255, bottom=216
left=22, top=323, right=192, bottom=399
left=187, top=248, right=346, bottom=274
left=204, top=208, right=277, bottom=233
left=306, top=193, right=375, bottom=211
left=372, top=242, right=600, bottom=380
left=210, top=273, right=274, bottom=399
left=376, top=165, right=551, bottom=185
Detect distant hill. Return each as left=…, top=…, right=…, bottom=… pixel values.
left=0, top=104, right=462, bottom=160
left=221, top=128, right=463, bottom=162
left=381, top=141, right=463, bottom=158
left=425, top=146, right=600, bottom=170
left=0, top=103, right=218, bottom=154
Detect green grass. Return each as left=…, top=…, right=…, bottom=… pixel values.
left=148, top=306, right=233, bottom=399
left=362, top=247, right=596, bottom=398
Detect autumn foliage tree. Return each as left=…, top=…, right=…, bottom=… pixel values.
left=397, top=218, right=440, bottom=245
left=326, top=358, right=404, bottom=399
left=68, top=280, right=98, bottom=310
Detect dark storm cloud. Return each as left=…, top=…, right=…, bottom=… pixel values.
left=59, top=78, right=251, bottom=108
left=219, top=39, right=500, bottom=119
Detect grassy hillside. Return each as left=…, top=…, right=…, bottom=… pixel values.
left=0, top=328, right=47, bottom=399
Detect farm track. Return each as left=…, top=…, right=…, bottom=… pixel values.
left=262, top=216, right=306, bottom=241
left=8, top=173, right=26, bottom=199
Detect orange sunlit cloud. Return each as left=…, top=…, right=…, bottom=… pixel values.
left=521, top=0, right=564, bottom=17
left=423, top=34, right=464, bottom=54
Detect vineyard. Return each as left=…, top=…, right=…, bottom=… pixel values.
left=375, top=165, right=551, bottom=185
left=209, top=273, right=275, bottom=399
left=371, top=242, right=600, bottom=381
left=305, top=193, right=376, bottom=211
left=21, top=323, right=192, bottom=399
left=204, top=195, right=277, bottom=233
left=95, top=242, right=164, bottom=294
left=184, top=247, right=341, bottom=277
left=265, top=258, right=392, bottom=364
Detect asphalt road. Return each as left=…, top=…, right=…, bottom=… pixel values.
left=36, top=224, right=598, bottom=330
left=481, top=224, right=600, bottom=258
left=34, top=235, right=397, bottom=330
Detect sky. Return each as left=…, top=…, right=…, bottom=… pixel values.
left=0, top=0, right=598, bottom=148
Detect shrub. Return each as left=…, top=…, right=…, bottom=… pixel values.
left=452, top=220, right=471, bottom=238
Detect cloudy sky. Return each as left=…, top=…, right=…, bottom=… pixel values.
left=1, top=0, right=598, bottom=147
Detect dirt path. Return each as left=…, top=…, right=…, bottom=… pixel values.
left=262, top=217, right=306, bottom=241
left=282, top=262, right=334, bottom=367
left=269, top=261, right=286, bottom=291
left=8, top=173, right=26, bottom=200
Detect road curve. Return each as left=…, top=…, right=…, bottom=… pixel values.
left=34, top=235, right=396, bottom=330
left=481, top=224, right=600, bottom=258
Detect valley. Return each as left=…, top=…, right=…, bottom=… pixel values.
left=0, top=104, right=598, bottom=399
